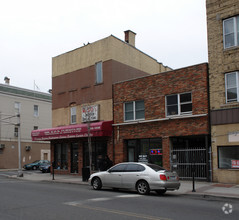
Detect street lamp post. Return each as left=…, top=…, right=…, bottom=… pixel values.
left=17, top=114, right=23, bottom=177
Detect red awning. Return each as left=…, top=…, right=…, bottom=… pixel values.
left=31, top=121, right=113, bottom=141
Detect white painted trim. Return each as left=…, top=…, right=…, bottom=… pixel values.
left=112, top=113, right=208, bottom=126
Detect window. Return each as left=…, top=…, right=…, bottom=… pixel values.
left=95, top=61, right=103, bottom=84
left=14, top=126, right=18, bottom=137
left=71, top=106, right=76, bottom=124
left=223, top=16, right=239, bottom=49
left=33, top=126, right=38, bottom=130
left=218, top=146, right=239, bottom=169
left=124, top=100, right=145, bottom=121
left=34, top=105, right=39, bottom=117
left=126, top=138, right=163, bottom=166
left=54, top=143, right=68, bottom=170
left=225, top=72, right=239, bottom=103
left=125, top=164, right=145, bottom=172
left=14, top=102, right=21, bottom=113
left=166, top=93, right=192, bottom=116
left=109, top=164, right=127, bottom=172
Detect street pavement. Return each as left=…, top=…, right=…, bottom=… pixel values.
left=1, top=169, right=239, bottom=200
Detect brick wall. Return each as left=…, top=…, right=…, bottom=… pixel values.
left=113, top=63, right=209, bottom=169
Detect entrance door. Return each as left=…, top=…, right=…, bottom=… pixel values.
left=71, top=143, right=78, bottom=173
left=170, top=136, right=210, bottom=181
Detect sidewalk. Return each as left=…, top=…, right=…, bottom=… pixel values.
left=4, top=171, right=239, bottom=200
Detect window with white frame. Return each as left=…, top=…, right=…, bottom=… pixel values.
left=225, top=72, right=239, bottom=103
left=71, top=106, right=76, bottom=124
left=95, top=61, right=103, bottom=84
left=223, top=16, right=239, bottom=49
left=124, top=100, right=145, bottom=121
left=34, top=105, right=39, bottom=117
left=14, top=102, right=21, bottom=113
left=166, top=93, right=192, bottom=116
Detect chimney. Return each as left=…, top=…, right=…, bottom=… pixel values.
left=124, top=30, right=136, bottom=47
left=4, top=77, right=10, bottom=85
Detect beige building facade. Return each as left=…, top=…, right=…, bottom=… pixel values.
left=0, top=82, right=52, bottom=169
left=206, top=0, right=239, bottom=183
left=32, top=30, right=171, bottom=176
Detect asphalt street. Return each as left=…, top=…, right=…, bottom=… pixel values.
left=0, top=173, right=238, bottom=220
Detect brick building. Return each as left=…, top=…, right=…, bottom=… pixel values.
left=206, top=0, right=239, bottom=183
left=32, top=30, right=170, bottom=175
left=113, top=63, right=211, bottom=180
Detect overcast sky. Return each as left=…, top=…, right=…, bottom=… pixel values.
left=0, top=0, right=208, bottom=93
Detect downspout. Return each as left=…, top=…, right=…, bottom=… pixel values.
left=112, top=84, right=115, bottom=165
left=206, top=63, right=212, bottom=182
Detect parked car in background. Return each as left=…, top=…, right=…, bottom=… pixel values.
left=89, top=162, right=180, bottom=195
left=39, top=162, right=51, bottom=173
left=23, top=160, right=49, bottom=170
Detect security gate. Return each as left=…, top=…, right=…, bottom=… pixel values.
left=170, top=136, right=210, bottom=181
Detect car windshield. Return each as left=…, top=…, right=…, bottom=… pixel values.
left=146, top=163, right=166, bottom=172
left=33, top=160, right=40, bottom=163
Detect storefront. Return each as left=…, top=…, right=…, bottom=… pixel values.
left=31, top=121, right=113, bottom=175
left=126, top=138, right=163, bottom=166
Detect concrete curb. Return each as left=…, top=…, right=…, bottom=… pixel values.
left=5, top=174, right=238, bottom=201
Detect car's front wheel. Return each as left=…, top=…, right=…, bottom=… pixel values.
left=136, top=180, right=150, bottom=195
left=32, top=166, right=37, bottom=170
left=92, top=177, right=102, bottom=190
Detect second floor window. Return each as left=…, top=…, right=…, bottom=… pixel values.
left=124, top=100, right=145, bottom=121
left=223, top=16, right=239, bottom=49
left=34, top=105, right=39, bottom=117
left=71, top=106, right=76, bottom=124
left=225, top=72, right=239, bottom=103
left=166, top=93, right=192, bottom=116
left=95, top=61, right=103, bottom=84
left=14, top=102, right=21, bottom=113
left=14, top=126, right=18, bottom=137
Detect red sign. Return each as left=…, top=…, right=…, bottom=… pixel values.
left=231, top=160, right=239, bottom=168
left=150, top=149, right=162, bottom=155
left=31, top=121, right=113, bottom=141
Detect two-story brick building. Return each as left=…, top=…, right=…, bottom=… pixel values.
left=113, top=63, right=211, bottom=180
left=206, top=0, right=239, bottom=183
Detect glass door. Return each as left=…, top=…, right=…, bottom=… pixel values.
left=71, top=143, right=78, bottom=173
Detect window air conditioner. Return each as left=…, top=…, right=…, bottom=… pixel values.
left=0, top=144, right=5, bottom=149
left=25, top=146, right=31, bottom=151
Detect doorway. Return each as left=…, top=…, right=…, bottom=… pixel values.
left=71, top=143, right=78, bottom=173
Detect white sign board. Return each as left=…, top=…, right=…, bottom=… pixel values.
left=228, top=132, right=239, bottom=142
left=82, top=105, right=99, bottom=122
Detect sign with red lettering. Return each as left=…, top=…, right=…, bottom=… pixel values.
left=231, top=160, right=239, bottom=168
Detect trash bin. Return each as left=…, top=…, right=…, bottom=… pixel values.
left=82, top=167, right=90, bottom=182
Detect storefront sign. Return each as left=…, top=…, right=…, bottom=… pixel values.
left=228, top=132, right=239, bottom=142
left=82, top=105, right=99, bottom=122
left=231, top=160, right=239, bottom=168
left=138, top=155, right=148, bottom=163
left=31, top=121, right=113, bottom=141
left=150, top=149, right=162, bottom=155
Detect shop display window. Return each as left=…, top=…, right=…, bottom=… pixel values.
left=54, top=143, right=68, bottom=170
left=218, top=146, right=239, bottom=169
left=126, top=138, right=163, bottom=166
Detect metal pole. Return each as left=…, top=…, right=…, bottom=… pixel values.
left=88, top=120, right=92, bottom=174
left=17, top=114, right=23, bottom=177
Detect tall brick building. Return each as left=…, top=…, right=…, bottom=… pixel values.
left=206, top=0, right=239, bottom=183
left=113, top=63, right=211, bottom=180
left=32, top=30, right=170, bottom=175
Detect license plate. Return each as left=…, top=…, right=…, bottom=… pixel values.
left=170, top=176, right=176, bottom=180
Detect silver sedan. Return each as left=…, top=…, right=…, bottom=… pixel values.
left=89, top=162, right=180, bottom=195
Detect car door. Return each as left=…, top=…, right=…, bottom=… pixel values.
left=104, top=164, right=127, bottom=188
left=121, top=164, right=145, bottom=189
